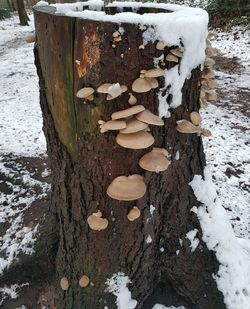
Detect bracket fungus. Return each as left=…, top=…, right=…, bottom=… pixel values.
left=79, top=275, right=90, bottom=288
left=60, top=277, right=69, bottom=291
left=116, top=130, right=154, bottom=149
left=127, top=207, right=141, bottom=221
left=136, top=109, right=164, bottom=126
left=120, top=118, right=148, bottom=134
left=139, top=149, right=169, bottom=172
left=111, top=105, right=145, bottom=120
left=87, top=211, right=108, bottom=231
left=107, top=175, right=146, bottom=201
left=76, top=87, right=95, bottom=100
left=98, top=119, right=127, bottom=133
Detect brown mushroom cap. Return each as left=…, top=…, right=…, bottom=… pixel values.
left=120, top=118, right=148, bottom=134
left=207, top=80, right=218, bottom=89
left=76, top=87, right=94, bottom=99
left=101, top=120, right=127, bottom=131
left=190, top=112, right=202, bottom=126
left=97, top=83, right=112, bottom=93
left=111, top=105, right=145, bottom=120
left=204, top=57, right=215, bottom=67
left=60, top=277, right=69, bottom=291
left=205, top=47, right=218, bottom=57
left=139, top=151, right=169, bottom=172
left=145, top=77, right=159, bottom=89
left=132, top=78, right=151, bottom=93
left=166, top=53, right=179, bottom=63
left=79, top=275, right=90, bottom=288
left=87, top=212, right=108, bottom=231
left=136, top=109, right=164, bottom=126
left=202, top=68, right=215, bottom=79
left=116, top=131, right=154, bottom=149
left=107, top=175, right=146, bottom=201
left=206, top=91, right=217, bottom=101
left=176, top=120, right=200, bottom=134
left=127, top=207, right=141, bottom=221
left=201, top=129, right=212, bottom=137
left=144, top=68, right=165, bottom=78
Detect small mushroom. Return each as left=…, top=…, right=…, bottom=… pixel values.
left=79, top=275, right=90, bottom=288
left=201, top=129, right=212, bottom=137
left=25, top=34, right=35, bottom=43
left=116, top=131, right=154, bottom=149
left=111, top=105, right=145, bottom=120
left=114, top=36, right=122, bottom=42
left=207, top=80, right=218, bottom=89
left=99, top=119, right=127, bottom=133
left=202, top=68, right=215, bottom=79
left=200, top=98, right=208, bottom=109
left=145, top=77, right=159, bottom=89
left=97, top=83, right=112, bottom=93
left=136, top=109, right=164, bottom=126
left=144, top=68, right=165, bottom=78
left=200, top=88, right=206, bottom=98
left=165, top=53, right=179, bottom=63
left=176, top=120, right=200, bottom=134
left=128, top=93, right=137, bottom=105
left=127, top=207, right=141, bottom=221
left=132, top=78, right=151, bottom=93
left=205, top=47, right=218, bottom=57
left=190, top=112, right=201, bottom=126
left=170, top=48, right=184, bottom=58
left=120, top=118, right=148, bottom=134
left=139, top=150, right=169, bottom=172
left=76, top=87, right=94, bottom=99
left=139, top=44, right=145, bottom=49
left=156, top=41, right=166, bottom=50
left=87, top=211, right=108, bottom=231
left=60, top=277, right=69, bottom=291
left=206, top=91, right=217, bottom=101
left=207, top=32, right=215, bottom=40
left=112, top=31, right=120, bottom=38
left=204, top=57, right=215, bottom=67
left=107, top=175, right=146, bottom=201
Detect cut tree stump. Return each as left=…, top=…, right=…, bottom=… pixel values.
left=34, top=2, right=226, bottom=308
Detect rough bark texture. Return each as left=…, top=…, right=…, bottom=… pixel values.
left=16, top=0, right=29, bottom=26
left=34, top=4, right=226, bottom=309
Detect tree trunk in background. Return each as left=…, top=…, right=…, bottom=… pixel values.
left=34, top=4, right=226, bottom=309
left=16, top=0, right=29, bottom=26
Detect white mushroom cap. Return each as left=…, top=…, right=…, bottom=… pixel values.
left=165, top=53, right=179, bottom=63
left=132, top=78, right=151, bottom=93
left=111, top=105, right=145, bottom=120
left=79, top=275, right=90, bottom=288
left=176, top=120, right=200, bottom=134
left=120, top=118, right=148, bottom=134
left=76, top=87, right=94, bottom=99
left=139, top=150, right=169, bottom=172
left=144, top=68, right=165, bottom=78
left=127, top=207, right=141, bottom=221
left=87, top=212, right=108, bottom=231
left=116, top=131, right=154, bottom=149
left=190, top=112, right=202, bottom=126
left=136, top=109, right=164, bottom=126
left=107, top=175, right=146, bottom=201
left=60, top=277, right=69, bottom=291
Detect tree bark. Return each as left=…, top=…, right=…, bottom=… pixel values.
left=16, top=0, right=29, bottom=26
left=34, top=4, right=226, bottom=309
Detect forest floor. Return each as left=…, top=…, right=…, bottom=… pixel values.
left=0, top=13, right=249, bottom=309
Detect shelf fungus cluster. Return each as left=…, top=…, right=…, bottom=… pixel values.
left=200, top=32, right=218, bottom=109
left=176, top=111, right=211, bottom=137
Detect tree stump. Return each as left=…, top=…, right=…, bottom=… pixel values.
left=34, top=2, right=226, bottom=308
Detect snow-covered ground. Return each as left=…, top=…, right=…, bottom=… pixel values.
left=0, top=11, right=249, bottom=309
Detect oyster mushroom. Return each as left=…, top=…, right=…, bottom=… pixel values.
left=87, top=211, right=108, bottom=231
left=145, top=77, right=159, bottom=89
left=202, top=68, right=215, bottom=79
left=79, top=275, right=90, bottom=288
left=165, top=53, right=179, bottom=63
left=152, top=147, right=169, bottom=157
left=176, top=120, right=200, bottom=134
left=156, top=41, right=166, bottom=50
left=204, top=57, right=215, bottom=67
left=201, top=129, right=212, bottom=137
left=206, top=91, right=217, bottom=101
left=207, top=80, right=218, bottom=89
left=107, top=175, right=146, bottom=201
left=128, top=93, right=137, bottom=105
left=111, top=105, right=145, bottom=120
left=112, top=31, right=120, bottom=38
left=190, top=112, right=202, bottom=126
left=97, top=83, right=112, bottom=93
left=144, top=68, right=165, bottom=78
left=116, top=131, right=154, bottom=149
left=136, top=109, right=164, bottom=126
left=120, top=118, right=148, bottom=134
left=200, top=98, right=208, bottom=109
left=60, top=277, right=69, bottom=291
left=76, top=87, right=94, bottom=99
left=98, top=119, right=127, bottom=133
left=127, top=207, right=141, bottom=221
left=205, top=47, right=218, bottom=57
left=170, top=47, right=184, bottom=58
left=139, top=150, right=169, bottom=172
left=132, top=78, right=151, bottom=93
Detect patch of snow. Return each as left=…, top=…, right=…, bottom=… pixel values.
left=176, top=250, right=180, bottom=255
left=175, top=151, right=180, bottom=160
left=160, top=247, right=164, bottom=252
left=0, top=283, right=29, bottom=306
left=190, top=167, right=250, bottom=309
left=106, top=273, right=137, bottom=309
left=150, top=204, right=155, bottom=216
left=146, top=235, right=152, bottom=244
left=152, top=305, right=186, bottom=309
left=186, top=229, right=199, bottom=252
left=108, top=83, right=122, bottom=98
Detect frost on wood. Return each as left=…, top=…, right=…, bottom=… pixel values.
left=190, top=167, right=250, bottom=309
left=105, top=273, right=137, bottom=309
